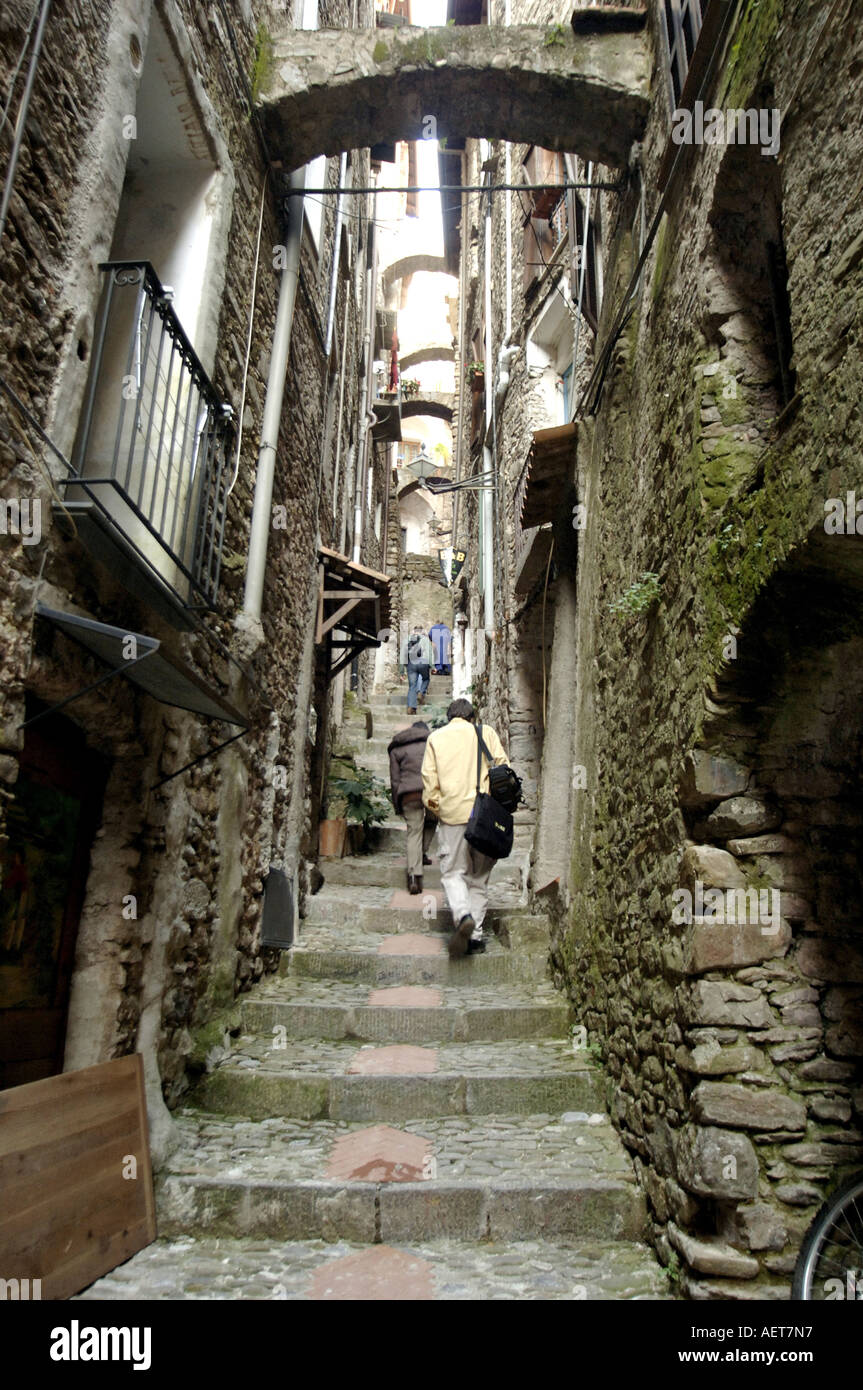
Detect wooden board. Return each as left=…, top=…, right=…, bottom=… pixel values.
left=0, top=1053, right=156, bottom=1299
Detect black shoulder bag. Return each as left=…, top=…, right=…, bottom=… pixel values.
left=464, top=724, right=516, bottom=861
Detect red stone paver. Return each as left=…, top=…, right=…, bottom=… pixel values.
left=309, top=1246, right=434, bottom=1300
left=388, top=888, right=444, bottom=911
left=326, top=1124, right=432, bottom=1181
left=366, top=985, right=442, bottom=1008
left=346, top=1045, right=438, bottom=1075
left=377, top=933, right=445, bottom=956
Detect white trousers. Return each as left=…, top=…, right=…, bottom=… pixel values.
left=435, top=821, right=495, bottom=939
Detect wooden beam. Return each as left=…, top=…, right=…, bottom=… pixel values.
left=320, top=595, right=363, bottom=638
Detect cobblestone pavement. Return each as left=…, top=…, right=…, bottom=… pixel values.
left=292, top=921, right=515, bottom=952
left=250, top=976, right=563, bottom=1008
left=74, top=716, right=668, bottom=1300
left=76, top=1235, right=668, bottom=1300
left=209, top=1035, right=594, bottom=1075
left=161, top=1109, right=634, bottom=1184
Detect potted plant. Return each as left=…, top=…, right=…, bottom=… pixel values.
left=400, top=376, right=420, bottom=398
left=319, top=788, right=349, bottom=858
left=467, top=361, right=485, bottom=391
left=327, top=766, right=392, bottom=854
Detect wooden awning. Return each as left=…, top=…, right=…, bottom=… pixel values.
left=316, top=547, right=391, bottom=681
left=519, top=422, right=577, bottom=528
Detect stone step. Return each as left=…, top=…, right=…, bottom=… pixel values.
left=320, top=856, right=444, bottom=889
left=241, top=977, right=569, bottom=1043
left=150, top=1110, right=643, bottom=1245
left=288, top=943, right=549, bottom=986
left=305, top=887, right=526, bottom=931
left=297, top=905, right=546, bottom=942
left=190, top=1038, right=603, bottom=1122
left=75, top=1233, right=668, bottom=1300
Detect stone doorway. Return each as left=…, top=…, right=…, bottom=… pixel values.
left=675, top=530, right=863, bottom=1281
left=0, top=703, right=109, bottom=1090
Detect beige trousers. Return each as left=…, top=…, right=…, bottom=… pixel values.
left=402, top=801, right=436, bottom=874
left=435, top=821, right=495, bottom=939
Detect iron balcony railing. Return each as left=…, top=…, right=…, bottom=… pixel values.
left=65, top=261, right=233, bottom=612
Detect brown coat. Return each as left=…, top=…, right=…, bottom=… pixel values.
left=388, top=722, right=431, bottom=814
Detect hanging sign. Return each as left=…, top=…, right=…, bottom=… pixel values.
left=438, top=547, right=466, bottom=586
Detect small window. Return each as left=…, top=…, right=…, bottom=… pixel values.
left=572, top=193, right=600, bottom=332
left=661, top=0, right=704, bottom=107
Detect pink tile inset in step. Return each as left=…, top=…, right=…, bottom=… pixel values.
left=346, top=1044, right=438, bottom=1075
left=326, top=1124, right=432, bottom=1182
left=309, top=1246, right=434, bottom=1301
left=366, top=986, right=442, bottom=1008
left=388, top=888, right=444, bottom=911
left=377, top=933, right=445, bottom=956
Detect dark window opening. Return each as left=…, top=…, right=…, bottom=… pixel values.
left=572, top=192, right=600, bottom=333
left=661, top=0, right=704, bottom=107
left=706, top=144, right=796, bottom=438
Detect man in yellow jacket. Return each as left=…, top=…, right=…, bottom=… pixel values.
left=421, top=698, right=508, bottom=959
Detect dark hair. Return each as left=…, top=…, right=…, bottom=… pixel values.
left=447, top=698, right=474, bottom=721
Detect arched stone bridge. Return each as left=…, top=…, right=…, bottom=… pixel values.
left=400, top=344, right=455, bottom=370
left=401, top=391, right=454, bottom=422
left=258, top=16, right=650, bottom=172
left=382, top=255, right=451, bottom=290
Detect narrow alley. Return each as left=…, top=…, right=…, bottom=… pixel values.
left=1, top=0, right=863, bottom=1344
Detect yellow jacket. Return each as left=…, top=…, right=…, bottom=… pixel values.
left=421, top=717, right=508, bottom=825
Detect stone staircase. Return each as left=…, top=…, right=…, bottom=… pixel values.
left=76, top=684, right=668, bottom=1301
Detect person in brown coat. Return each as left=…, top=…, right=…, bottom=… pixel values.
left=388, top=720, right=436, bottom=893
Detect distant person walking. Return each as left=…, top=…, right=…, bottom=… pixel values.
left=388, top=720, right=436, bottom=894
left=429, top=621, right=452, bottom=675
left=421, top=698, right=508, bottom=958
left=400, top=625, right=433, bottom=714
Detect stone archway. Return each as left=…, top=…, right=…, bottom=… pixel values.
left=667, top=529, right=863, bottom=1291
left=400, top=345, right=455, bottom=371
left=258, top=22, right=650, bottom=171
left=400, top=393, right=454, bottom=423
left=382, top=256, right=450, bottom=291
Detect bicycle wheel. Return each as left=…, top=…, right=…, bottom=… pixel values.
left=793, top=1170, right=863, bottom=1300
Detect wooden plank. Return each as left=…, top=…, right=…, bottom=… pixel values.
left=0, top=1054, right=156, bottom=1299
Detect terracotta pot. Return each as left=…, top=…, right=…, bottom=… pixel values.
left=469, top=372, right=484, bottom=393
left=319, top=817, right=347, bottom=858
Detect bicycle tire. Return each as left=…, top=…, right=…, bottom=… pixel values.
left=792, top=1170, right=863, bottom=1300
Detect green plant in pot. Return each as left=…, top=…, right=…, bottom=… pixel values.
left=327, top=767, right=392, bottom=853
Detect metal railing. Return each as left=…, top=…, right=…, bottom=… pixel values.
left=67, top=261, right=233, bottom=611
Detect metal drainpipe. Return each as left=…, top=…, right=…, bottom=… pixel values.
left=243, top=167, right=305, bottom=621
left=331, top=292, right=351, bottom=512
left=451, top=170, right=468, bottom=549
left=324, top=154, right=348, bottom=357
left=482, top=188, right=494, bottom=635
left=353, top=175, right=378, bottom=563
left=0, top=0, right=52, bottom=248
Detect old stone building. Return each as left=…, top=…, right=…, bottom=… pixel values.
left=450, top=0, right=863, bottom=1295
left=3, top=0, right=863, bottom=1307
left=0, top=0, right=390, bottom=1154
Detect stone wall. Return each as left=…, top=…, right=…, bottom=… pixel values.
left=0, top=0, right=376, bottom=1137
left=451, top=0, right=863, bottom=1296
left=557, top=0, right=863, bottom=1296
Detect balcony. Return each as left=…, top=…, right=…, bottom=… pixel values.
left=58, top=262, right=234, bottom=629
left=371, top=384, right=402, bottom=443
